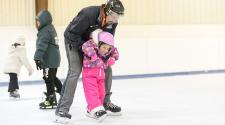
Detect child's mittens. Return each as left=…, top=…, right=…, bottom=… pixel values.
left=108, top=58, right=115, bottom=66
left=91, top=54, right=98, bottom=61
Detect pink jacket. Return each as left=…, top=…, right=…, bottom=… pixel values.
left=82, top=39, right=119, bottom=69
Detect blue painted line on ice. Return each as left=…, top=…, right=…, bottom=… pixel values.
left=0, top=69, right=225, bottom=87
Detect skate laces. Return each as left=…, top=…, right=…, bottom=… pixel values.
left=44, top=100, right=51, bottom=105
left=9, top=90, right=20, bottom=99
left=14, top=89, right=19, bottom=94
left=107, top=102, right=119, bottom=109
left=40, top=93, right=57, bottom=106
left=12, top=89, right=19, bottom=94
left=10, top=90, right=20, bottom=96
left=95, top=110, right=106, bottom=117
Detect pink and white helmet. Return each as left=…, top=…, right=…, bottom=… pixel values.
left=98, top=32, right=114, bottom=46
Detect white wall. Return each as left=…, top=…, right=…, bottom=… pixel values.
left=0, top=0, right=35, bottom=26
left=1, top=25, right=225, bottom=82
left=114, top=25, right=225, bottom=75
left=2, top=0, right=225, bottom=26
left=48, top=0, right=225, bottom=25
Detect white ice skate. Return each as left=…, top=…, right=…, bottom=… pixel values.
left=9, top=89, right=20, bottom=100
left=54, top=112, right=71, bottom=124
left=86, top=106, right=107, bottom=122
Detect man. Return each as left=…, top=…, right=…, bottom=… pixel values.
left=34, top=10, right=62, bottom=109
left=55, top=0, right=124, bottom=123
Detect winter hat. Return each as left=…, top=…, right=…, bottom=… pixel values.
left=98, top=32, right=114, bottom=46
left=14, top=34, right=25, bottom=46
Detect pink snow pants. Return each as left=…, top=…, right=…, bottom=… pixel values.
left=82, top=68, right=105, bottom=111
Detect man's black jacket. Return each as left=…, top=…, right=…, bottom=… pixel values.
left=64, top=5, right=118, bottom=49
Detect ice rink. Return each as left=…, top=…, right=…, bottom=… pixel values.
left=0, top=73, right=225, bottom=125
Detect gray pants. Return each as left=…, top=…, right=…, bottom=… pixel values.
left=56, top=43, right=112, bottom=114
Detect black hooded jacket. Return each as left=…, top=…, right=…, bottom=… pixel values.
left=34, top=10, right=60, bottom=68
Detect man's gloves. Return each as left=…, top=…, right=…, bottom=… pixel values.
left=35, top=60, right=42, bottom=70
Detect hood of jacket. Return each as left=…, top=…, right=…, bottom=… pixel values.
left=36, top=10, right=52, bottom=30
left=12, top=35, right=25, bottom=46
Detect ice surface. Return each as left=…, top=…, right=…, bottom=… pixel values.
left=0, top=74, right=225, bottom=125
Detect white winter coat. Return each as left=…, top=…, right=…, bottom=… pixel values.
left=3, top=45, right=33, bottom=75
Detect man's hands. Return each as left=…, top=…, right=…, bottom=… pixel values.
left=35, top=60, right=42, bottom=70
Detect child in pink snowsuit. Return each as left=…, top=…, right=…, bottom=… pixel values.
left=82, top=32, right=119, bottom=121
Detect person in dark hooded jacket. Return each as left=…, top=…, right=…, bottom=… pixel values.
left=34, top=10, right=62, bottom=109
left=55, top=0, right=124, bottom=123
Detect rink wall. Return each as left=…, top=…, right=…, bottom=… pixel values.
left=1, top=25, right=225, bottom=83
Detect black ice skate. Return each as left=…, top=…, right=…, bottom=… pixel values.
left=9, top=89, right=20, bottom=99
left=55, top=111, right=72, bottom=124
left=39, top=93, right=57, bottom=109
left=86, top=110, right=107, bottom=122
left=104, top=102, right=122, bottom=116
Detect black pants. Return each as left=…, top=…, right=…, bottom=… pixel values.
left=8, top=73, right=18, bottom=92
left=43, top=68, right=62, bottom=96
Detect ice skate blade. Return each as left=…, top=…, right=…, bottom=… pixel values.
left=106, top=111, right=122, bottom=116
left=86, top=113, right=107, bottom=122
left=9, top=97, right=20, bottom=100
left=54, top=115, right=70, bottom=124
left=39, top=105, right=57, bottom=109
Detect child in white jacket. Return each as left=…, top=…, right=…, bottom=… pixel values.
left=3, top=35, right=33, bottom=99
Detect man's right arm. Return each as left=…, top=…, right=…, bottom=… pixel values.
left=64, top=9, right=90, bottom=49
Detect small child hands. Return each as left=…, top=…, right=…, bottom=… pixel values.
left=108, top=58, right=115, bottom=66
